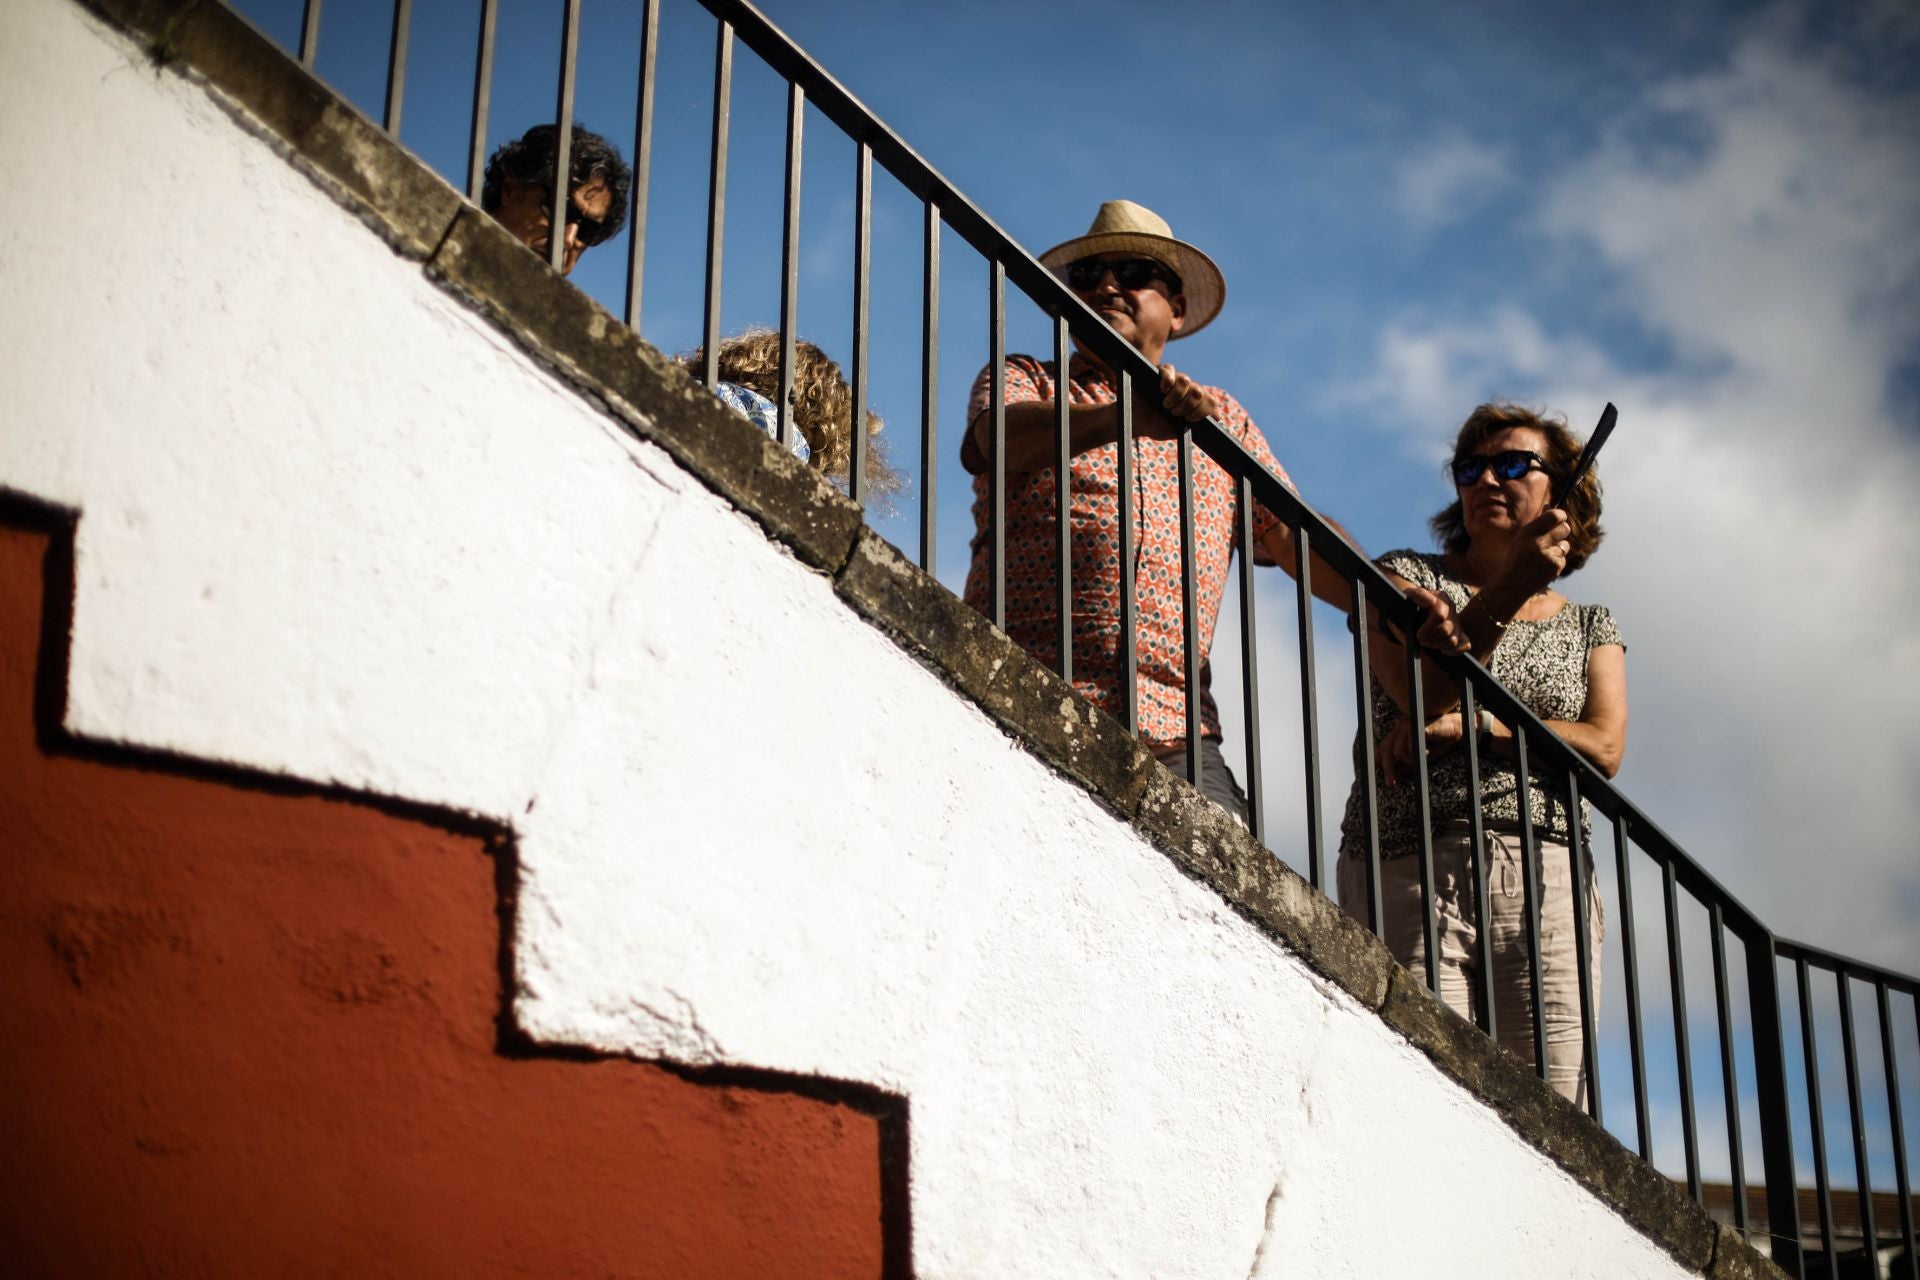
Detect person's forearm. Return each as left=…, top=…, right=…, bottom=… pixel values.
left=1455, top=579, right=1532, bottom=664
left=1373, top=636, right=1462, bottom=718
left=1481, top=716, right=1624, bottom=778
left=1303, top=542, right=1356, bottom=612
left=1391, top=578, right=1533, bottom=717
left=964, top=401, right=1128, bottom=475
left=1361, top=581, right=1473, bottom=719
left=1259, top=518, right=1360, bottom=613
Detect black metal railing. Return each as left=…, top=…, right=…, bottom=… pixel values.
left=262, top=1, right=1916, bottom=1272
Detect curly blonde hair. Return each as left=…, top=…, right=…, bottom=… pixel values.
left=685, top=329, right=902, bottom=501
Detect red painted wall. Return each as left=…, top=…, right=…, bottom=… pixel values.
left=0, top=512, right=896, bottom=1277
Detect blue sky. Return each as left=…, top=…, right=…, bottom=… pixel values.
left=231, top=0, right=1919, bottom=1193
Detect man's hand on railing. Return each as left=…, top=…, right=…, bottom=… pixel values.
left=1154, top=363, right=1216, bottom=426
left=962, top=362, right=1206, bottom=475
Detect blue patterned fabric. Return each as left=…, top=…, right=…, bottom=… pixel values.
left=713, top=381, right=809, bottom=463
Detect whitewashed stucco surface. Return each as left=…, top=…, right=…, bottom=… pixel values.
left=0, top=2, right=1699, bottom=1275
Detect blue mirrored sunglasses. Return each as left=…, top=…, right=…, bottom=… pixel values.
left=1450, top=449, right=1552, bottom=488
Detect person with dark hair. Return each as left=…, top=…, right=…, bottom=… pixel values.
left=481, top=124, right=632, bottom=277
left=1336, top=402, right=1625, bottom=1105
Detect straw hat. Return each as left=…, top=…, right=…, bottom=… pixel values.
left=1039, top=199, right=1226, bottom=340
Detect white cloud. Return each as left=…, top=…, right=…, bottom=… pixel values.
left=1394, top=134, right=1512, bottom=230
left=1355, top=307, right=1618, bottom=450
left=1346, top=18, right=1920, bottom=972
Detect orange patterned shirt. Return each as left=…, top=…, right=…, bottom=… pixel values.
left=964, top=354, right=1294, bottom=751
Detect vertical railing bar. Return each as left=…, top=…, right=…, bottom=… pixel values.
left=299, top=0, right=322, bottom=66
left=1837, top=971, right=1879, bottom=1257
left=1614, top=819, right=1653, bottom=1159
left=1236, top=479, right=1267, bottom=852
left=1053, top=316, right=1072, bottom=684
left=1799, top=959, right=1840, bottom=1277
left=1351, top=583, right=1383, bottom=935
left=1568, top=773, right=1603, bottom=1123
left=1178, top=430, right=1202, bottom=789
left=1747, top=939, right=1804, bottom=1277
left=464, top=0, right=499, bottom=203
left=849, top=141, right=872, bottom=503
left=777, top=82, right=804, bottom=452
left=383, top=0, right=413, bottom=134
left=546, top=0, right=582, bottom=275
left=622, top=0, right=661, bottom=328
left=1710, top=902, right=1747, bottom=1233
left=701, top=22, right=733, bottom=389
left=1665, top=856, right=1704, bottom=1204
left=988, top=260, right=1006, bottom=630
left=1404, top=627, right=1438, bottom=992
left=1876, top=983, right=1917, bottom=1280
left=1460, top=680, right=1495, bottom=1036
left=919, top=204, right=939, bottom=573
left=1291, top=523, right=1318, bottom=881
left=1116, top=374, right=1138, bottom=734
left=1514, top=730, right=1549, bottom=1080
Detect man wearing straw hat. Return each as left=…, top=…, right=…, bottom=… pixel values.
left=962, top=200, right=1432, bottom=820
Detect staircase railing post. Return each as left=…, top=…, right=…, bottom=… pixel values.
left=1743, top=927, right=1804, bottom=1275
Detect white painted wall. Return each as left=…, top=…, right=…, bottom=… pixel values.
left=0, top=2, right=1698, bottom=1274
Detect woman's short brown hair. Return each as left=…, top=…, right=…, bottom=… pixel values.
left=1429, top=402, right=1605, bottom=576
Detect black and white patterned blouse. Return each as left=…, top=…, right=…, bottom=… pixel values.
left=1338, top=550, right=1626, bottom=861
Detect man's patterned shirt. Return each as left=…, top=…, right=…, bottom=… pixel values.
left=964, top=353, right=1294, bottom=751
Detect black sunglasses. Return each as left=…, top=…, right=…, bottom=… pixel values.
left=1450, top=449, right=1553, bottom=487
left=1065, top=256, right=1182, bottom=294
left=536, top=184, right=614, bottom=247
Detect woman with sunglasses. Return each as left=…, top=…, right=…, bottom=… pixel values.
left=1337, top=402, right=1623, bottom=1105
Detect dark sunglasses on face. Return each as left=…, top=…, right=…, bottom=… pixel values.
left=1065, top=256, right=1181, bottom=294
left=1450, top=449, right=1553, bottom=488
left=535, top=185, right=613, bottom=247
